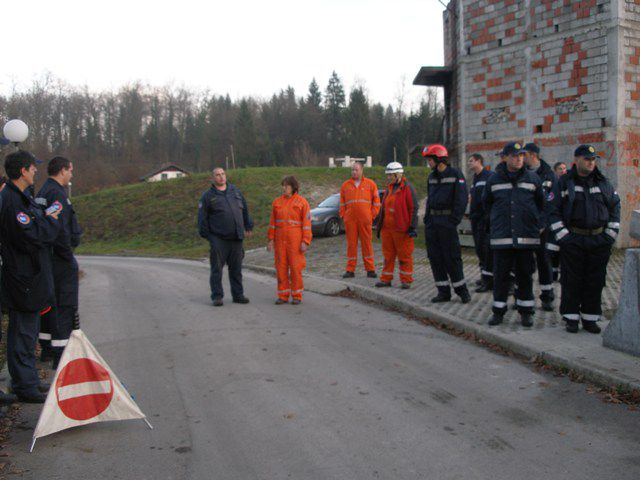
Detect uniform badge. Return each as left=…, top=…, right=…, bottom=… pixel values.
left=547, top=192, right=555, bottom=201
left=45, top=200, right=63, bottom=216
left=588, top=146, right=595, bottom=153
left=17, top=212, right=30, bottom=225
left=515, top=143, right=521, bottom=150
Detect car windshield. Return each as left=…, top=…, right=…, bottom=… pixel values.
left=318, top=194, right=340, bottom=208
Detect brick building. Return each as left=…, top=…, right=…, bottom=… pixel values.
left=414, top=0, right=640, bottom=247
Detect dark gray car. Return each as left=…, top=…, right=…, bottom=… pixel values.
left=311, top=194, right=344, bottom=237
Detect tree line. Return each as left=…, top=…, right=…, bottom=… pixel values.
left=0, top=72, right=443, bottom=194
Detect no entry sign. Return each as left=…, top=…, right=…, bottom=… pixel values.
left=55, top=358, right=114, bottom=421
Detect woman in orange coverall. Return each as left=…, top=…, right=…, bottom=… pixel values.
left=375, top=162, right=418, bottom=289
left=267, top=176, right=312, bottom=304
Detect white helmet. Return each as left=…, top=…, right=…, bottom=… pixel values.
left=385, top=161, right=404, bottom=174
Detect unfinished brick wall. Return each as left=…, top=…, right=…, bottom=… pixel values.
left=441, top=0, right=640, bottom=246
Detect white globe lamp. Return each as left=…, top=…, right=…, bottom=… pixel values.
left=3, top=119, right=29, bottom=144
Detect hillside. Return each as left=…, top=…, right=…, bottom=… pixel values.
left=73, top=166, right=429, bottom=258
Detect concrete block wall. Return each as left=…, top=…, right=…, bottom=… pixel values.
left=441, top=0, right=640, bottom=246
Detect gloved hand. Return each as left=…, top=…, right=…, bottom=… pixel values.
left=407, top=228, right=418, bottom=238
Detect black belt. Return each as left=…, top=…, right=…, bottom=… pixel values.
left=569, top=226, right=604, bottom=235
left=430, top=209, right=452, bottom=215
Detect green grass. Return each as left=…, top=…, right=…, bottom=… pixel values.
left=73, top=166, right=429, bottom=258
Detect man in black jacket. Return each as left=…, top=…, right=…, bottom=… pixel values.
left=549, top=145, right=620, bottom=334
left=198, top=167, right=253, bottom=306
left=467, top=153, right=494, bottom=293
left=422, top=144, right=471, bottom=304
left=522, top=143, right=558, bottom=311
left=36, top=156, right=82, bottom=368
left=0, top=151, right=60, bottom=403
left=483, top=142, right=546, bottom=327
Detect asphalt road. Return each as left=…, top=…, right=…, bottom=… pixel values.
left=5, top=256, right=640, bottom=480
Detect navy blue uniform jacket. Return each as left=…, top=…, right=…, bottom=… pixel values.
left=423, top=165, right=469, bottom=229
left=198, top=183, right=253, bottom=241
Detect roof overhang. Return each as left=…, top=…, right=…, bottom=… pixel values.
left=413, top=66, right=453, bottom=87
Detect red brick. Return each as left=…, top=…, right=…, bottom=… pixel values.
left=518, top=120, right=526, bottom=128
left=473, top=103, right=485, bottom=111
left=630, top=56, right=639, bottom=65
left=514, top=97, right=524, bottom=105
left=473, top=74, right=486, bottom=82
left=560, top=113, right=570, bottom=122
left=578, top=85, right=588, bottom=95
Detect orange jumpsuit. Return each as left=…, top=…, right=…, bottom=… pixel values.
left=340, top=176, right=381, bottom=273
left=379, top=182, right=415, bottom=284
left=268, top=193, right=312, bottom=301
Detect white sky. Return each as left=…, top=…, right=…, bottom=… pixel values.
left=2, top=0, right=445, bottom=110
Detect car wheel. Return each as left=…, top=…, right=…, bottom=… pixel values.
left=324, top=218, right=341, bottom=237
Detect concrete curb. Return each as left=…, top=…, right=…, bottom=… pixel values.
left=244, top=262, right=640, bottom=394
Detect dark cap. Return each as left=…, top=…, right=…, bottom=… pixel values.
left=496, top=142, right=523, bottom=157
left=574, top=144, right=599, bottom=159
left=522, top=143, right=540, bottom=155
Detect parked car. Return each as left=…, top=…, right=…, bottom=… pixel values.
left=311, top=193, right=344, bottom=237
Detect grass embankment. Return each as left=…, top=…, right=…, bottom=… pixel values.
left=73, top=166, right=429, bottom=258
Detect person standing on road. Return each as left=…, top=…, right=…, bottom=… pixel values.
left=0, top=150, right=61, bottom=403
left=483, top=142, right=545, bottom=328
left=198, top=167, right=253, bottom=307
left=267, top=176, right=312, bottom=305
left=35, top=156, right=83, bottom=369
left=339, top=161, right=381, bottom=279
left=467, top=153, right=494, bottom=293
left=550, top=161, right=568, bottom=282
left=375, top=162, right=418, bottom=289
left=548, top=145, right=620, bottom=334
left=522, top=143, right=558, bottom=311
left=422, top=144, right=471, bottom=304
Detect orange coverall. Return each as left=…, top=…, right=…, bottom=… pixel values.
left=268, top=193, right=312, bottom=301
left=339, top=176, right=381, bottom=273
left=379, top=183, right=414, bottom=284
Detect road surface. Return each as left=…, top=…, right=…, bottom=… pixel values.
left=5, top=256, right=640, bottom=479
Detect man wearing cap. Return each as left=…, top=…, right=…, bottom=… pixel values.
left=550, top=162, right=568, bottom=282
left=483, top=142, right=546, bottom=327
left=549, top=145, right=620, bottom=334
left=422, top=144, right=471, bottom=304
left=521, top=143, right=558, bottom=311
left=467, top=153, right=494, bottom=293
left=0, top=150, right=60, bottom=403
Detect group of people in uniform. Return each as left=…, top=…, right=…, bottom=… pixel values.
left=0, top=150, right=81, bottom=404
left=198, top=144, right=620, bottom=338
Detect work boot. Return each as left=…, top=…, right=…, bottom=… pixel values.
left=430, top=292, right=451, bottom=303
left=565, top=320, right=579, bottom=333
left=488, top=313, right=504, bottom=326
left=17, top=392, right=47, bottom=404
left=375, top=281, right=391, bottom=288
left=475, top=282, right=492, bottom=293
left=342, top=271, right=355, bottom=279
left=232, top=296, right=250, bottom=304
left=291, top=299, right=301, bottom=305
left=582, top=321, right=601, bottom=334
left=458, top=288, right=471, bottom=304
left=541, top=300, right=554, bottom=312
left=38, top=383, right=51, bottom=393
left=366, top=271, right=377, bottom=278
left=474, top=278, right=483, bottom=287
left=400, top=283, right=411, bottom=289
left=274, top=299, right=288, bottom=305
left=0, top=392, right=18, bottom=405
left=212, top=298, right=223, bottom=307
left=40, top=348, right=53, bottom=363
left=520, top=313, right=533, bottom=327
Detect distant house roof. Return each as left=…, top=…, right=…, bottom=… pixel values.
left=140, top=164, right=190, bottom=181
left=413, top=66, right=453, bottom=87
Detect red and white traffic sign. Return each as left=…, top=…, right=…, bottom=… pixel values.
left=55, top=358, right=114, bottom=421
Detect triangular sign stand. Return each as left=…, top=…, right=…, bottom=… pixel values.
left=30, top=329, right=152, bottom=452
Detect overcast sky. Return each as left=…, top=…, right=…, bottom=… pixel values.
left=3, top=0, right=445, bottom=110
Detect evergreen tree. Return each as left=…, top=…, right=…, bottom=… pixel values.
left=324, top=71, right=346, bottom=153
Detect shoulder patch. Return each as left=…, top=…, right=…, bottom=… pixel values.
left=17, top=212, right=30, bottom=225
left=35, top=197, right=48, bottom=206
left=547, top=191, right=555, bottom=201
left=45, top=200, right=63, bottom=216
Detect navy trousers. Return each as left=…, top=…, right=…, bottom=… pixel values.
left=209, top=236, right=244, bottom=301
left=8, top=310, right=42, bottom=396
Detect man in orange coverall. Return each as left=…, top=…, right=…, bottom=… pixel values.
left=267, top=176, right=312, bottom=305
left=375, top=162, right=418, bottom=289
left=339, top=161, right=381, bottom=279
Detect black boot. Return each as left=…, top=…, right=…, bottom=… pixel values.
left=366, top=271, right=377, bottom=278
left=541, top=300, right=554, bottom=312
left=488, top=313, right=504, bottom=326
left=342, top=271, right=355, bottom=278
left=431, top=291, right=451, bottom=303
left=565, top=320, right=579, bottom=333
left=375, top=281, right=391, bottom=288
left=475, top=280, right=492, bottom=293
left=457, top=288, right=471, bottom=304
left=520, top=313, right=533, bottom=327
left=582, top=321, right=601, bottom=334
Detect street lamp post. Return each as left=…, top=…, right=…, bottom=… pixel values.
left=3, top=119, right=29, bottom=149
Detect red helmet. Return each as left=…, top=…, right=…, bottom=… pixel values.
left=422, top=144, right=449, bottom=158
